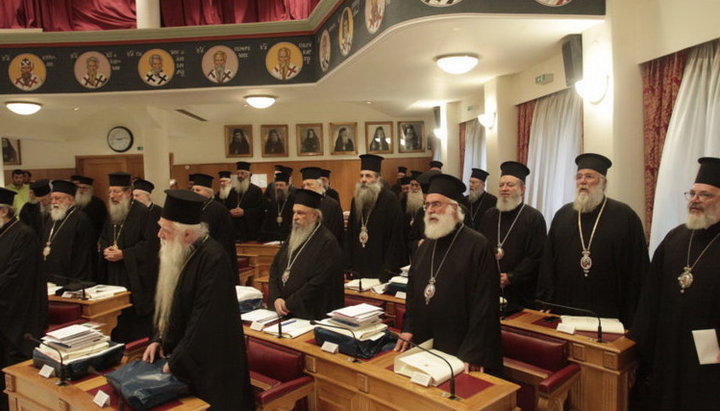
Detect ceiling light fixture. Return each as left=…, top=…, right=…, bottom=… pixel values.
left=5, top=101, right=42, bottom=115
left=244, top=95, right=276, bottom=109
left=434, top=54, right=479, bottom=74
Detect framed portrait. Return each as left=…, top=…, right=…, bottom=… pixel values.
left=296, top=123, right=323, bottom=156
left=225, top=125, right=253, bottom=157
left=398, top=121, right=425, bottom=153
left=330, top=122, right=358, bottom=155
left=1, top=138, right=21, bottom=165
left=365, top=122, right=393, bottom=154
left=260, top=125, right=289, bottom=157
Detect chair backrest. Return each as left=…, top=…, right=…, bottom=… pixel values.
left=48, top=302, right=83, bottom=325
left=343, top=294, right=384, bottom=308
left=501, top=327, right=568, bottom=372
left=394, top=304, right=406, bottom=330
left=246, top=337, right=305, bottom=382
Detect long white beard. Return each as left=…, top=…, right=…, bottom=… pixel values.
left=354, top=181, right=381, bottom=219
left=232, top=176, right=250, bottom=195
left=686, top=204, right=720, bottom=230
left=424, top=206, right=459, bottom=240
left=75, top=191, right=92, bottom=208
left=573, top=186, right=605, bottom=213
left=154, top=237, right=192, bottom=339
left=468, top=189, right=481, bottom=203
left=218, top=185, right=231, bottom=200
left=288, top=221, right=317, bottom=255
left=108, top=197, right=131, bottom=224
left=497, top=194, right=523, bottom=212
left=50, top=203, right=70, bottom=222
left=406, top=190, right=424, bottom=215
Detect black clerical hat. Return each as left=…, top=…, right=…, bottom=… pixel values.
left=274, top=173, right=290, bottom=183
left=500, top=161, right=530, bottom=182
left=236, top=162, right=251, bottom=171
left=133, top=179, right=155, bottom=193
left=360, top=154, right=384, bottom=172
left=429, top=160, right=443, bottom=169
left=0, top=187, right=16, bottom=206
left=471, top=168, right=489, bottom=182
left=30, top=179, right=51, bottom=197
left=51, top=180, right=77, bottom=196
left=427, top=174, right=466, bottom=203
left=575, top=153, right=612, bottom=176
left=108, top=172, right=132, bottom=187
left=399, top=176, right=412, bottom=185
left=274, top=164, right=284, bottom=172
left=695, top=157, right=720, bottom=188
left=218, top=171, right=232, bottom=179
left=190, top=173, right=213, bottom=188
left=320, top=169, right=331, bottom=178
left=398, top=166, right=408, bottom=173
left=283, top=166, right=293, bottom=175
left=70, top=175, right=82, bottom=182
left=294, top=189, right=322, bottom=209
left=76, top=176, right=94, bottom=185
left=301, top=167, right=323, bottom=180
left=410, top=170, right=422, bottom=181
left=162, top=189, right=205, bottom=225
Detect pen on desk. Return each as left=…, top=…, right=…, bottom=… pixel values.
left=281, top=319, right=296, bottom=326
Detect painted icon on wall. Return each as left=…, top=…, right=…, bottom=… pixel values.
left=225, top=125, right=253, bottom=157
left=420, top=0, right=466, bottom=7
left=365, top=0, right=385, bottom=34
left=138, top=49, right=175, bottom=87
left=338, top=7, right=354, bottom=57
left=319, top=30, right=331, bottom=72
left=9, top=53, right=45, bottom=91
left=74, top=51, right=111, bottom=89
left=297, top=124, right=324, bottom=156
left=398, top=121, right=425, bottom=153
left=366, top=122, right=393, bottom=154
left=202, top=45, right=238, bottom=85
left=331, top=122, right=358, bottom=155
left=261, top=125, right=289, bottom=157
left=2, top=138, right=21, bottom=165
left=266, top=42, right=303, bottom=81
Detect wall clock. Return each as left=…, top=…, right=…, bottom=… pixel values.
left=107, top=126, right=133, bottom=152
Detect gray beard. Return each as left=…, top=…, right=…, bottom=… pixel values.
left=218, top=185, right=231, bottom=200
left=154, top=237, right=193, bottom=339
left=496, top=194, right=522, bottom=212
left=50, top=203, right=70, bottom=222
left=573, top=187, right=604, bottom=213
left=354, top=181, right=381, bottom=220
left=424, top=207, right=458, bottom=240
left=288, top=221, right=317, bottom=255
left=686, top=207, right=720, bottom=230
left=108, top=198, right=131, bottom=224
left=75, top=191, right=92, bottom=208
left=233, top=176, right=250, bottom=195
left=468, top=189, right=481, bottom=203
left=406, top=190, right=424, bottom=215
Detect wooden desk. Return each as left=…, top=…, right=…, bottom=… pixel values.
left=235, top=242, right=281, bottom=280
left=244, top=327, right=519, bottom=410
left=501, top=309, right=637, bottom=411
left=48, top=292, right=132, bottom=336
left=3, top=360, right=208, bottom=411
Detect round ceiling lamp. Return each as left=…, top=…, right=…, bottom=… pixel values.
left=5, top=101, right=42, bottom=115
left=244, top=95, right=276, bottom=109
left=434, top=54, right=479, bottom=74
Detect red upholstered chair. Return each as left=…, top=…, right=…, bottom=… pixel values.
left=393, top=304, right=406, bottom=330
left=246, top=337, right=314, bottom=410
left=501, top=327, right=581, bottom=411
left=45, top=302, right=85, bottom=333
left=121, top=337, right=150, bottom=364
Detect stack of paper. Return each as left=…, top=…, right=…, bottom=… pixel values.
left=314, top=318, right=387, bottom=341
left=394, top=339, right=464, bottom=386
left=263, top=318, right=315, bottom=338
left=344, top=278, right=382, bottom=292
left=400, top=265, right=410, bottom=277
left=328, top=303, right=384, bottom=327
left=241, top=308, right=278, bottom=324
left=388, top=276, right=408, bottom=285
left=39, top=324, right=111, bottom=362
left=236, top=286, right=263, bottom=302
left=57, top=284, right=127, bottom=300
left=560, top=315, right=625, bottom=334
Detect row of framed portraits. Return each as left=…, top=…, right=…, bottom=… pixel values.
left=225, top=121, right=425, bottom=158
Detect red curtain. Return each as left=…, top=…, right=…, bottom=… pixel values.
left=0, top=0, right=23, bottom=28
left=162, top=0, right=317, bottom=27
left=641, top=50, right=687, bottom=234
left=516, top=100, right=536, bottom=164
left=458, top=122, right=467, bottom=173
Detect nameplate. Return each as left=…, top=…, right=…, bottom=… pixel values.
left=93, top=389, right=110, bottom=407
left=410, top=371, right=432, bottom=387
left=38, top=364, right=55, bottom=378
left=557, top=323, right=576, bottom=335
left=394, top=291, right=407, bottom=300
left=250, top=321, right=265, bottom=331
left=320, top=341, right=339, bottom=354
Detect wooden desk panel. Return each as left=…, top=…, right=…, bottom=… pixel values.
left=235, top=242, right=281, bottom=280
left=47, top=292, right=132, bottom=336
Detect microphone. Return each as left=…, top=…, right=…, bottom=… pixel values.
left=310, top=320, right=361, bottom=363
left=24, top=333, right=68, bottom=386
left=275, top=313, right=286, bottom=339
left=535, top=299, right=604, bottom=343
left=392, top=332, right=458, bottom=400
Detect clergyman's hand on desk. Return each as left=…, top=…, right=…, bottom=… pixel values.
left=393, top=332, right=413, bottom=352
left=142, top=342, right=165, bottom=363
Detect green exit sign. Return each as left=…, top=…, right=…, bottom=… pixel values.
left=535, top=73, right=554, bottom=85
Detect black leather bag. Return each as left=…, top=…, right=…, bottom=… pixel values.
left=105, top=359, right=190, bottom=411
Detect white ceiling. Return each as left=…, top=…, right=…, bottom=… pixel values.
left=0, top=14, right=602, bottom=127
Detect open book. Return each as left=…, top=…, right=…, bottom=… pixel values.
left=344, top=278, right=382, bottom=292
left=263, top=318, right=315, bottom=338
left=560, top=315, right=625, bottom=334
left=394, top=339, right=464, bottom=386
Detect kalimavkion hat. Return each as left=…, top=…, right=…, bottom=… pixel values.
left=274, top=173, right=290, bottom=183
left=236, top=162, right=251, bottom=171
left=360, top=154, right=384, bottom=172
left=133, top=179, right=155, bottom=193
left=190, top=173, right=213, bottom=188
left=301, top=167, right=323, bottom=180
left=575, top=153, right=612, bottom=176
left=320, top=169, right=331, bottom=178
left=427, top=174, right=466, bottom=203
left=500, top=161, right=530, bottom=183
left=0, top=187, right=16, bottom=206
left=51, top=180, right=77, bottom=196
left=293, top=189, right=323, bottom=209
left=30, top=179, right=51, bottom=197
left=695, top=157, right=720, bottom=188
left=162, top=190, right=205, bottom=225
left=470, top=168, right=489, bottom=182
left=76, top=176, right=94, bottom=185
left=398, top=166, right=408, bottom=173
left=218, top=171, right=232, bottom=179
left=108, top=172, right=132, bottom=187
left=429, top=161, right=443, bottom=169
left=399, top=176, right=412, bottom=185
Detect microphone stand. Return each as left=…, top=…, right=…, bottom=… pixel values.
left=310, top=320, right=361, bottom=363
left=535, top=299, right=604, bottom=343
left=393, top=332, right=458, bottom=400
left=25, top=333, right=68, bottom=386
left=276, top=314, right=285, bottom=339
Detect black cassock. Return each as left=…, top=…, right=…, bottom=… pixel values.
left=466, top=191, right=498, bottom=232
left=147, top=203, right=162, bottom=223
left=320, top=196, right=344, bottom=244
left=404, top=224, right=502, bottom=374
left=161, top=237, right=253, bottom=410
left=216, top=184, right=263, bottom=242
left=258, top=193, right=294, bottom=242
left=19, top=202, right=46, bottom=238
left=97, top=201, right=158, bottom=342
left=537, top=197, right=649, bottom=327
left=80, top=195, right=108, bottom=242
left=478, top=203, right=546, bottom=310
left=40, top=206, right=95, bottom=283
left=0, top=219, right=46, bottom=405
left=201, top=198, right=238, bottom=282
left=630, top=222, right=720, bottom=410
left=268, top=224, right=344, bottom=320
left=345, top=188, right=407, bottom=281
left=326, top=187, right=341, bottom=206
left=407, top=207, right=425, bottom=260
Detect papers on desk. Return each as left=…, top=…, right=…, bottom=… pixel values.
left=40, top=324, right=112, bottom=363
left=692, top=329, right=720, bottom=365
left=263, top=241, right=282, bottom=245
left=400, top=265, right=410, bottom=277
left=50, top=284, right=127, bottom=300
left=263, top=318, right=315, bottom=338
left=329, top=303, right=384, bottom=327
left=47, top=283, right=62, bottom=296
left=389, top=276, right=408, bottom=285
left=344, top=278, right=382, bottom=292
left=560, top=315, right=625, bottom=334
left=236, top=286, right=263, bottom=302
left=394, top=339, right=464, bottom=386
left=315, top=319, right=388, bottom=341
left=241, top=309, right=278, bottom=324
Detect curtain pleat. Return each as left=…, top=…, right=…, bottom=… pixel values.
left=516, top=100, right=536, bottom=164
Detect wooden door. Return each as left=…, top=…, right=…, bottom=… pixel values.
left=75, top=154, right=144, bottom=201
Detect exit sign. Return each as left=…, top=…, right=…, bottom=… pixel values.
left=535, top=73, right=554, bottom=85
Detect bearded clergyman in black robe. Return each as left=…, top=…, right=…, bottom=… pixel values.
left=143, top=189, right=253, bottom=410
left=401, top=174, right=424, bottom=256
left=537, top=153, right=649, bottom=328
left=320, top=168, right=341, bottom=206
left=259, top=172, right=295, bottom=242
left=132, top=178, right=163, bottom=223
left=72, top=175, right=108, bottom=243
left=269, top=189, right=344, bottom=320
left=19, top=179, right=51, bottom=238
left=98, top=172, right=158, bottom=343
left=478, top=162, right=546, bottom=312
left=345, top=154, right=407, bottom=281
left=465, top=168, right=497, bottom=232
left=300, top=167, right=345, bottom=244
left=0, top=188, right=46, bottom=411
left=41, top=180, right=95, bottom=284
left=395, top=174, right=502, bottom=375
left=630, top=157, right=720, bottom=411
left=216, top=162, right=264, bottom=242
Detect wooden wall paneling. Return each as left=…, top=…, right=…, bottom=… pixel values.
left=3, top=168, right=75, bottom=184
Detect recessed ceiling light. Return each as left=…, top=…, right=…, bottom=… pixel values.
left=434, top=54, right=479, bottom=75
left=244, top=95, right=276, bottom=109
left=5, top=101, right=42, bottom=115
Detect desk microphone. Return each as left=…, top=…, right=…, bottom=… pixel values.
left=275, top=314, right=286, bottom=339
left=392, top=332, right=458, bottom=400
left=24, top=333, right=68, bottom=386
left=535, top=299, right=604, bottom=343
left=310, top=320, right=361, bottom=363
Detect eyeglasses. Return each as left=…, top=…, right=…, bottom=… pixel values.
left=575, top=173, right=599, bottom=181
left=423, top=201, right=449, bottom=211
left=684, top=191, right=716, bottom=201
